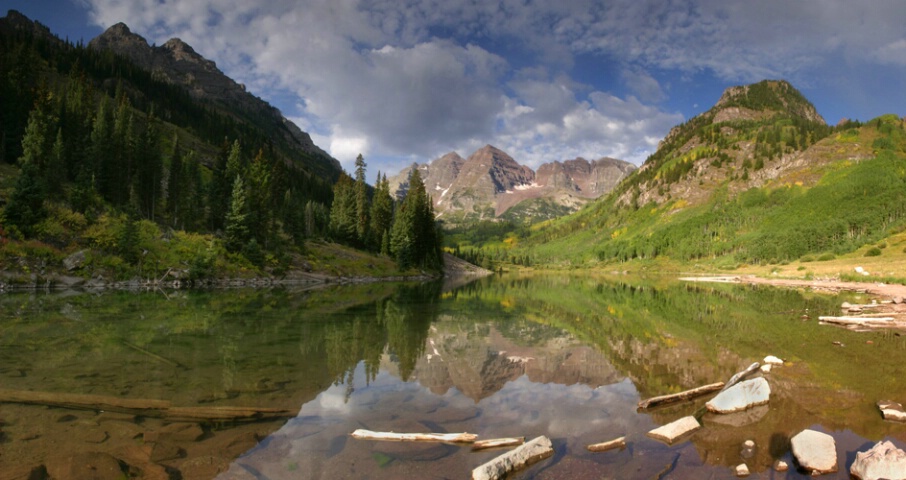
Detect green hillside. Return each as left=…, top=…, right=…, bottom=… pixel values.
left=516, top=82, right=906, bottom=272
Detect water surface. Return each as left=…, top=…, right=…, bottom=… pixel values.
left=1, top=274, right=905, bottom=478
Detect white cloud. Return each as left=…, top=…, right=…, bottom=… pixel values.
left=80, top=0, right=906, bottom=175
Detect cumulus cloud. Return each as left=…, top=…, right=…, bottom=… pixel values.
left=80, top=0, right=906, bottom=173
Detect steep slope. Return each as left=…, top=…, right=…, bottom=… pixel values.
left=526, top=80, right=906, bottom=267
left=389, top=146, right=635, bottom=223
left=88, top=22, right=340, bottom=178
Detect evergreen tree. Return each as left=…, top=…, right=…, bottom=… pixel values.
left=133, top=112, right=162, bottom=219
left=246, top=149, right=272, bottom=246
left=225, top=175, right=250, bottom=252
left=166, top=134, right=184, bottom=226
left=3, top=160, right=46, bottom=236
left=329, top=174, right=357, bottom=243
left=353, top=154, right=369, bottom=243
left=390, top=169, right=443, bottom=270
left=369, top=172, right=394, bottom=252
left=180, top=151, right=204, bottom=231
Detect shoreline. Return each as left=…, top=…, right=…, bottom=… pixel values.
left=681, top=274, right=906, bottom=299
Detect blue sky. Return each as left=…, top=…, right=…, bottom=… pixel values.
left=4, top=1, right=906, bottom=178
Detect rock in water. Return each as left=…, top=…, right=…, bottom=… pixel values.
left=735, top=463, right=750, bottom=476
left=647, top=416, right=701, bottom=444
left=706, top=377, right=771, bottom=413
left=850, top=440, right=906, bottom=480
left=878, top=400, right=906, bottom=422
left=763, top=355, right=784, bottom=365
left=791, top=429, right=837, bottom=475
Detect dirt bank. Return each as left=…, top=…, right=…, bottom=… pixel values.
left=681, top=275, right=906, bottom=300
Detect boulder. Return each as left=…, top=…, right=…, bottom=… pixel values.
left=773, top=459, right=788, bottom=472
left=647, top=416, right=700, bottom=444
left=850, top=440, right=906, bottom=480
left=706, top=377, right=771, bottom=414
left=790, top=429, right=837, bottom=475
left=63, top=249, right=88, bottom=271
left=878, top=400, right=906, bottom=422
left=735, top=463, right=750, bottom=476
left=760, top=364, right=772, bottom=373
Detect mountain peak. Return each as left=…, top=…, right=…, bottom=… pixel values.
left=713, top=79, right=825, bottom=124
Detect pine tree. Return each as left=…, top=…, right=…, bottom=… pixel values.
left=166, top=134, right=184, bottom=226
left=133, top=112, right=162, bottom=219
left=246, top=149, right=272, bottom=245
left=354, top=154, right=369, bottom=244
left=369, top=172, right=394, bottom=252
left=329, top=174, right=357, bottom=243
left=390, top=169, right=442, bottom=270
left=225, top=175, right=250, bottom=252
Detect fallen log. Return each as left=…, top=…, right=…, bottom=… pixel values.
left=0, top=389, right=171, bottom=416
left=350, top=429, right=477, bottom=443
left=721, top=362, right=760, bottom=393
left=165, top=405, right=294, bottom=422
left=819, top=316, right=895, bottom=327
left=0, top=389, right=294, bottom=423
left=472, top=435, right=554, bottom=480
left=472, top=437, right=525, bottom=451
left=587, top=436, right=626, bottom=452
left=637, top=382, right=724, bottom=409
left=122, top=340, right=185, bottom=369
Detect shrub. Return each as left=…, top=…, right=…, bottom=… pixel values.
left=800, top=255, right=815, bottom=263
left=817, top=253, right=835, bottom=261
left=865, top=247, right=882, bottom=257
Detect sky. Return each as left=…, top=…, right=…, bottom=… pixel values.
left=4, top=1, right=906, bottom=178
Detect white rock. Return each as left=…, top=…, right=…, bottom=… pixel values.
left=850, top=440, right=906, bottom=480
left=791, top=429, right=838, bottom=474
left=763, top=355, right=784, bottom=365
left=706, top=377, right=771, bottom=414
left=743, top=440, right=755, bottom=449
left=773, top=459, right=788, bottom=472
left=760, top=364, right=772, bottom=373
left=878, top=400, right=906, bottom=422
left=735, top=463, right=750, bottom=476
left=856, top=266, right=865, bottom=274
left=647, top=416, right=700, bottom=444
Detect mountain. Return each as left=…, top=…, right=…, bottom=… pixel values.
left=389, top=145, right=636, bottom=223
left=524, top=79, right=906, bottom=266
left=87, top=21, right=340, bottom=178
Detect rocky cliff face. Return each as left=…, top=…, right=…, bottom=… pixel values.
left=389, top=146, right=635, bottom=222
left=88, top=22, right=339, bottom=175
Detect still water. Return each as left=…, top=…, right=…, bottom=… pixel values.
left=2, top=274, right=906, bottom=479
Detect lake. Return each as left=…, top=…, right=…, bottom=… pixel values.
left=1, top=274, right=905, bottom=479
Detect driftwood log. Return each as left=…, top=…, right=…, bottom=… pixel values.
left=472, top=435, right=554, bottom=480
left=0, top=389, right=294, bottom=422
left=350, top=429, right=477, bottom=443
left=720, top=362, right=760, bottom=393
left=472, top=437, right=525, bottom=451
left=637, top=382, right=725, bottom=409
left=819, top=316, right=898, bottom=328
left=587, top=436, right=626, bottom=452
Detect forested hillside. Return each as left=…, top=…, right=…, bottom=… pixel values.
left=0, top=11, right=443, bottom=284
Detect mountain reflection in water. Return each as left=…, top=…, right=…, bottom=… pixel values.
left=2, top=274, right=906, bottom=479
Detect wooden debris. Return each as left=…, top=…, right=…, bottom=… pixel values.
left=819, top=316, right=897, bottom=328
left=638, top=382, right=724, bottom=409
left=350, top=429, right=477, bottom=443
left=471, top=437, right=525, bottom=451
left=721, top=362, right=760, bottom=393
left=122, top=340, right=185, bottom=369
left=472, top=435, right=553, bottom=480
left=0, top=389, right=293, bottom=423
left=586, top=436, right=626, bottom=452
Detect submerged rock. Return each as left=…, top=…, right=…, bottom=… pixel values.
left=790, top=429, right=837, bottom=475
left=706, top=377, right=771, bottom=414
left=735, top=463, right=750, bottom=476
left=647, top=416, right=701, bottom=444
left=850, top=440, right=906, bottom=480
left=878, top=400, right=906, bottom=422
